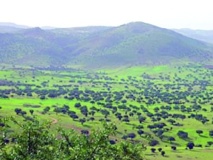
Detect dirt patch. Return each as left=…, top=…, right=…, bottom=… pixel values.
left=51, top=118, right=58, bottom=124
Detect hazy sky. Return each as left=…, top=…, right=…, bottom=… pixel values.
left=0, top=0, right=212, bottom=29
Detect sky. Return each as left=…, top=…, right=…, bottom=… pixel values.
left=0, top=0, right=212, bottom=29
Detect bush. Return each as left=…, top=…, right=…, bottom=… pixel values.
left=196, top=130, right=203, bottom=135
left=161, top=151, right=165, bottom=156
left=149, top=140, right=159, bottom=146
left=151, top=148, right=156, bottom=153
left=0, top=117, right=145, bottom=160
left=171, top=146, right=177, bottom=150
left=177, top=130, right=188, bottom=139
left=207, top=141, right=213, bottom=146
left=187, top=142, right=195, bottom=150
left=209, top=130, right=213, bottom=137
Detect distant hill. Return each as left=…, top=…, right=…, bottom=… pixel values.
left=0, top=22, right=212, bottom=68
left=0, top=22, right=29, bottom=28
left=71, top=22, right=213, bottom=68
left=174, top=28, right=213, bottom=44
left=0, top=22, right=29, bottom=33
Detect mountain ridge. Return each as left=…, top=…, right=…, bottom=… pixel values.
left=0, top=22, right=212, bottom=68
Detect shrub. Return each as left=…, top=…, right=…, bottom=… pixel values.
left=171, top=146, right=177, bottom=150
left=0, top=117, right=145, bottom=160
left=209, top=130, right=213, bottom=137
left=161, top=151, right=165, bottom=156
left=177, top=130, right=188, bottom=139
left=151, top=148, right=156, bottom=153
left=187, top=142, right=195, bottom=150
left=149, top=140, right=159, bottom=146
left=196, top=130, right=203, bottom=135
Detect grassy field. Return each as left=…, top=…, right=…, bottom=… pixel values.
left=0, top=64, right=213, bottom=159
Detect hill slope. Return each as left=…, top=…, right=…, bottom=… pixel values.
left=0, top=22, right=212, bottom=68
left=70, top=22, right=213, bottom=68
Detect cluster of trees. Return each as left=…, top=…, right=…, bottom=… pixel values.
left=0, top=117, right=145, bottom=160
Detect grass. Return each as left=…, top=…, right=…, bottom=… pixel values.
left=0, top=64, right=213, bottom=159
left=146, top=147, right=213, bottom=160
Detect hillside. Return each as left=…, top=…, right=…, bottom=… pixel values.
left=0, top=22, right=212, bottom=68
left=71, top=22, right=213, bottom=68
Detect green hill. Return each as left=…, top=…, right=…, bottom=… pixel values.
left=0, top=22, right=212, bottom=68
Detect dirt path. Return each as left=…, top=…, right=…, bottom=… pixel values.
left=51, top=118, right=58, bottom=124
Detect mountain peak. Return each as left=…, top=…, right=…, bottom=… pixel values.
left=123, top=21, right=152, bottom=26
left=21, top=27, right=46, bottom=36
left=24, top=27, right=43, bottom=32
left=117, top=21, right=160, bottom=34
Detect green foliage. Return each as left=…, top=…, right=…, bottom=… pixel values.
left=0, top=117, right=144, bottom=160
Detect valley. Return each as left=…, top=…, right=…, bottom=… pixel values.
left=0, top=64, right=212, bottom=159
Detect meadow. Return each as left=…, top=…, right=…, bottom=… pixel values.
left=0, top=64, right=212, bottom=159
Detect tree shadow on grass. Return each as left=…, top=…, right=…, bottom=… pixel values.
left=146, top=153, right=169, bottom=158
left=161, top=140, right=181, bottom=147
left=82, top=124, right=91, bottom=128
left=171, top=150, right=183, bottom=153
left=116, top=131, right=123, bottom=134
left=181, top=137, right=192, bottom=142
left=188, top=149, right=199, bottom=152
left=200, top=135, right=208, bottom=138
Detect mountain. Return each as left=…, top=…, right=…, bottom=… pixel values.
left=0, top=22, right=29, bottom=33
left=174, top=28, right=213, bottom=44
left=0, top=22, right=29, bottom=28
left=69, top=22, right=213, bottom=68
left=0, top=22, right=212, bottom=68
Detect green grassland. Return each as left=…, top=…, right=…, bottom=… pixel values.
left=0, top=64, right=213, bottom=159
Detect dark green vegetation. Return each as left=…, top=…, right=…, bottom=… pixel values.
left=0, top=64, right=213, bottom=159
left=0, top=117, right=144, bottom=160
left=0, top=22, right=213, bottom=68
